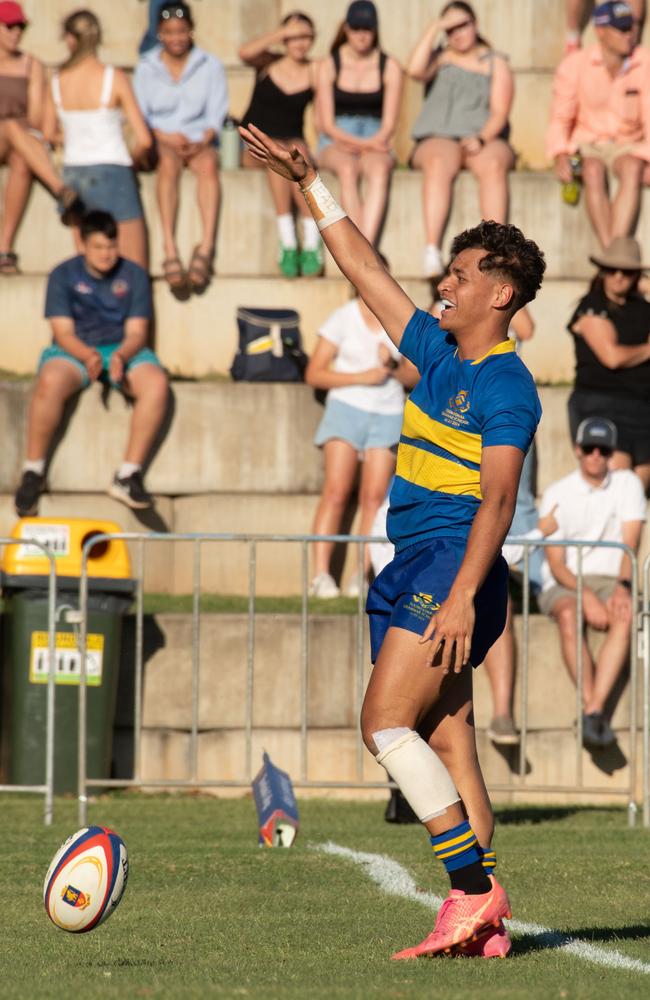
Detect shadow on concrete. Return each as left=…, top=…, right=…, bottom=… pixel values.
left=112, top=613, right=166, bottom=779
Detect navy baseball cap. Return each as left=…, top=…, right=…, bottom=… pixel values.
left=576, top=417, right=618, bottom=450
left=346, top=1, right=378, bottom=30
left=593, top=1, right=635, bottom=30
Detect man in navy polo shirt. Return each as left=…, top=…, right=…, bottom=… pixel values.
left=14, top=211, right=169, bottom=515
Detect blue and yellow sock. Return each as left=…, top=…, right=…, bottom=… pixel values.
left=480, top=848, right=497, bottom=875
left=430, top=820, right=490, bottom=894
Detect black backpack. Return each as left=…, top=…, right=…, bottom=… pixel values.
left=230, top=307, right=308, bottom=382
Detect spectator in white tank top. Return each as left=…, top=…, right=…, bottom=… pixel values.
left=42, top=9, right=152, bottom=268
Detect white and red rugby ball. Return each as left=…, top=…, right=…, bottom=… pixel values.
left=43, top=825, right=128, bottom=932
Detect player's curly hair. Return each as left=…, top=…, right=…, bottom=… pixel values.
left=450, top=220, right=546, bottom=312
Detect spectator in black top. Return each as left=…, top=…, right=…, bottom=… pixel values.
left=13, top=211, right=169, bottom=517
left=316, top=0, right=402, bottom=246
left=240, top=12, right=321, bottom=278
left=568, top=237, right=650, bottom=492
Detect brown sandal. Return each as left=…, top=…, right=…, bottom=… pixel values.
left=188, top=246, right=213, bottom=290
left=162, top=257, right=188, bottom=289
left=0, top=251, right=20, bottom=275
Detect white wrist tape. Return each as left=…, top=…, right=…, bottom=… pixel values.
left=300, top=173, right=347, bottom=231
left=375, top=729, right=460, bottom=822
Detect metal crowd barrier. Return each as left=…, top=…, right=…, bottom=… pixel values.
left=0, top=537, right=57, bottom=825
left=75, top=533, right=647, bottom=828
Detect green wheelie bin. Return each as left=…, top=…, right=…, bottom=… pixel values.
left=0, top=517, right=134, bottom=794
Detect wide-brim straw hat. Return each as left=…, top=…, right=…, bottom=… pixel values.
left=589, top=237, right=649, bottom=271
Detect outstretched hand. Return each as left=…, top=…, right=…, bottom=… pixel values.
left=239, top=123, right=315, bottom=184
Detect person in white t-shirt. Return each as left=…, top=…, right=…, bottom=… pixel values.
left=306, top=276, right=418, bottom=597
left=538, top=416, right=647, bottom=750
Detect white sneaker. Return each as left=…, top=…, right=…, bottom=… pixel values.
left=309, top=572, right=340, bottom=598
left=344, top=578, right=368, bottom=598
left=423, top=245, right=444, bottom=278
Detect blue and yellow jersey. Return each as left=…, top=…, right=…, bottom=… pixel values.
left=388, top=309, right=542, bottom=551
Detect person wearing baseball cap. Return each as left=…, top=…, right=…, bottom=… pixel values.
left=538, top=414, right=647, bottom=750
left=567, top=236, right=650, bottom=493
left=547, top=0, right=650, bottom=249
left=0, top=1, right=83, bottom=273
left=315, top=0, right=401, bottom=246
left=564, top=1, right=645, bottom=55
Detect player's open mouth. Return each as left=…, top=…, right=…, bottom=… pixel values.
left=440, top=298, right=456, bottom=312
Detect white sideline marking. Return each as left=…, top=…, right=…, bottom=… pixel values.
left=315, top=842, right=650, bottom=976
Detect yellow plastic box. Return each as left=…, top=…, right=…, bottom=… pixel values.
left=1, top=517, right=132, bottom=580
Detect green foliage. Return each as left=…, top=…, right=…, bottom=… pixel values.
left=3, top=796, right=650, bottom=999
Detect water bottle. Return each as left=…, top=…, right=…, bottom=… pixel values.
left=561, top=154, right=582, bottom=206
left=220, top=116, right=241, bottom=170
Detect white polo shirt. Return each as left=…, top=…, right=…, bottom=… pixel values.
left=538, top=469, right=647, bottom=591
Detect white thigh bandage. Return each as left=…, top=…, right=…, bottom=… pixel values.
left=300, top=173, right=348, bottom=231
left=375, top=729, right=460, bottom=822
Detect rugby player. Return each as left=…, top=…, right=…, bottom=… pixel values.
left=240, top=122, right=545, bottom=959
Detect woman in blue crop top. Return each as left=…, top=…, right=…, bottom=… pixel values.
left=407, top=2, right=515, bottom=279
left=316, top=0, right=402, bottom=246
left=240, top=12, right=321, bottom=278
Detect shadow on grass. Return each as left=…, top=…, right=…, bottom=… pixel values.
left=512, top=922, right=650, bottom=957
left=494, top=804, right=623, bottom=825
left=90, top=958, right=175, bottom=969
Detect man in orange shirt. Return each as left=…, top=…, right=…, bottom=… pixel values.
left=547, top=1, right=650, bottom=247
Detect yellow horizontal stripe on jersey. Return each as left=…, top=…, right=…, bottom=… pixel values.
left=436, top=839, right=478, bottom=860
left=396, top=443, right=482, bottom=499
left=470, top=338, right=516, bottom=366
left=433, top=829, right=478, bottom=852
left=402, top=399, right=482, bottom=466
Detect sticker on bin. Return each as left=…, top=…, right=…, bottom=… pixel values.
left=29, top=631, right=104, bottom=685
left=18, top=523, right=70, bottom=558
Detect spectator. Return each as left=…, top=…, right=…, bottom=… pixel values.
left=565, top=0, right=645, bottom=53
left=567, top=238, right=650, bottom=492
left=407, top=2, right=515, bottom=278
left=42, top=9, right=152, bottom=269
left=305, top=275, right=418, bottom=597
left=316, top=1, right=402, bottom=246
left=240, top=13, right=322, bottom=277
left=13, top=211, right=169, bottom=517
left=0, top=1, right=83, bottom=274
left=547, top=1, right=650, bottom=249
left=538, top=417, right=646, bottom=750
left=134, top=1, right=227, bottom=291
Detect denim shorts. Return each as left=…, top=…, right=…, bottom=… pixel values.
left=366, top=538, right=509, bottom=665
left=62, top=164, right=144, bottom=222
left=314, top=398, right=403, bottom=453
left=39, top=342, right=161, bottom=389
left=318, top=114, right=382, bottom=153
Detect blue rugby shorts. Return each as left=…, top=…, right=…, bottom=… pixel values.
left=366, top=537, right=509, bottom=666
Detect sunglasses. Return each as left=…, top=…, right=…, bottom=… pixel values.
left=447, top=19, right=474, bottom=35
left=601, top=265, right=639, bottom=276
left=580, top=445, right=613, bottom=456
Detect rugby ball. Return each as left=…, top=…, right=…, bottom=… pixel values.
left=43, top=826, right=128, bottom=932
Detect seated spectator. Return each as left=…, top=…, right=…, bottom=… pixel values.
left=316, top=1, right=402, bottom=247
left=0, top=1, right=83, bottom=275
left=538, top=417, right=646, bottom=750
left=13, top=211, right=169, bottom=517
left=305, top=274, right=418, bottom=597
left=42, top=9, right=152, bottom=269
left=567, top=238, right=650, bottom=492
left=240, top=13, right=322, bottom=277
left=134, top=1, right=227, bottom=291
left=407, top=2, right=515, bottom=278
left=547, top=2, right=650, bottom=249
left=564, top=0, right=644, bottom=53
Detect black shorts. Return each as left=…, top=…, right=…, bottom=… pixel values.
left=568, top=389, right=650, bottom=466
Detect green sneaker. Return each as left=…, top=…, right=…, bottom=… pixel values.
left=299, top=247, right=323, bottom=277
left=279, top=246, right=299, bottom=277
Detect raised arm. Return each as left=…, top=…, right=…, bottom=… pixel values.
left=238, top=25, right=285, bottom=69
left=239, top=124, right=415, bottom=346
left=572, top=313, right=650, bottom=368
left=406, top=18, right=444, bottom=82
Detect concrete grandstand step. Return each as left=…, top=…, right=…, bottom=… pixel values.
left=27, top=0, right=643, bottom=72
left=0, top=381, right=579, bottom=499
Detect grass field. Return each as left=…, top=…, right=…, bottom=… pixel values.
left=4, top=795, right=650, bottom=999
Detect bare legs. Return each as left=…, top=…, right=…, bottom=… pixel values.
left=155, top=144, right=219, bottom=275
left=156, top=145, right=183, bottom=263
left=581, top=154, right=643, bottom=248
left=481, top=596, right=515, bottom=722
left=0, top=143, right=32, bottom=257
left=2, top=119, right=65, bottom=197
left=25, top=359, right=168, bottom=467
left=311, top=440, right=395, bottom=579
left=187, top=146, right=220, bottom=258
left=552, top=597, right=631, bottom=714
left=318, top=144, right=393, bottom=245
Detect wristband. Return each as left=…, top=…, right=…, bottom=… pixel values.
left=300, top=172, right=348, bottom=232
